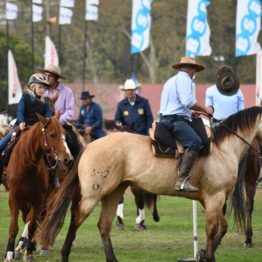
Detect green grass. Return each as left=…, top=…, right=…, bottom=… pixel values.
left=0, top=185, right=262, bottom=262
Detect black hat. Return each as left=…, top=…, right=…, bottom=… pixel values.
left=80, top=91, right=95, bottom=99
left=216, top=71, right=239, bottom=96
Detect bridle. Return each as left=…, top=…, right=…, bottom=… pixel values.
left=25, top=119, right=60, bottom=170
left=204, top=113, right=262, bottom=158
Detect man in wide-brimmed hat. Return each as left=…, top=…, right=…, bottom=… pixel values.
left=159, top=57, right=213, bottom=192
left=205, top=65, right=244, bottom=121
left=77, top=91, right=104, bottom=139
left=39, top=64, right=80, bottom=158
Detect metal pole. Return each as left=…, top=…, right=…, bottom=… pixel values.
left=46, top=0, right=50, bottom=36
left=82, top=20, right=88, bottom=91
left=6, top=19, right=9, bottom=114
left=31, top=0, right=35, bottom=71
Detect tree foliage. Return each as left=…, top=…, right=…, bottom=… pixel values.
left=0, top=0, right=260, bottom=93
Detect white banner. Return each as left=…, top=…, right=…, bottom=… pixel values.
left=44, top=36, right=59, bottom=67
left=131, top=0, right=153, bottom=54
left=6, top=3, right=18, bottom=20
left=186, top=0, right=211, bottom=57
left=59, top=6, right=73, bottom=24
left=60, top=0, right=74, bottom=8
left=33, top=0, right=43, bottom=4
left=256, top=50, right=262, bottom=105
left=33, top=4, right=42, bottom=22
left=8, top=50, right=22, bottom=105
left=85, top=0, right=99, bottom=21
left=236, top=0, right=261, bottom=56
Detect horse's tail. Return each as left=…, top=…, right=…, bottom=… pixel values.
left=40, top=149, right=84, bottom=247
left=228, top=155, right=247, bottom=232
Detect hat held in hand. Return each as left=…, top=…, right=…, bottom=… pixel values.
left=216, top=69, right=239, bottom=96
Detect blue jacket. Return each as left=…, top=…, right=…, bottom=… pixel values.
left=115, top=95, right=153, bottom=135
left=77, top=102, right=104, bottom=139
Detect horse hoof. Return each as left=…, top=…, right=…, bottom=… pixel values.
left=39, top=249, right=49, bottom=256
left=23, top=255, right=33, bottom=262
left=244, top=242, right=253, bottom=248
left=116, top=218, right=125, bottom=230
left=196, top=249, right=207, bottom=262
left=14, top=251, right=22, bottom=260
left=135, top=223, right=147, bottom=231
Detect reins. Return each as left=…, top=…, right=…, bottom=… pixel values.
left=201, top=113, right=262, bottom=157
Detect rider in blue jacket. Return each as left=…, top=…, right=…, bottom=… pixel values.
left=77, top=91, right=104, bottom=140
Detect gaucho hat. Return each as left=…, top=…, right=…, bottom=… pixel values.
left=80, top=91, right=95, bottom=99
left=216, top=70, right=239, bottom=96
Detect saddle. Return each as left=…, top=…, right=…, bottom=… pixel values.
left=149, top=118, right=211, bottom=158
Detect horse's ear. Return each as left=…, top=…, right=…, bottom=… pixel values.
left=55, top=111, right=61, bottom=120
left=36, top=113, right=49, bottom=125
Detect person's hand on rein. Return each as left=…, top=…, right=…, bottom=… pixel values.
left=85, top=126, right=93, bottom=134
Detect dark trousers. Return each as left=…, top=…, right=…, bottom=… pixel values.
left=160, top=115, right=202, bottom=152
left=63, top=124, right=81, bottom=159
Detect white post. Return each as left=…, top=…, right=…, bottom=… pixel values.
left=256, top=50, right=262, bottom=106
left=193, top=200, right=198, bottom=258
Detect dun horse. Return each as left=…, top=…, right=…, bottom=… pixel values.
left=41, top=106, right=262, bottom=262
left=4, top=113, right=73, bottom=262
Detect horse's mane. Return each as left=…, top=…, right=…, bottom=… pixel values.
left=212, top=106, right=262, bottom=146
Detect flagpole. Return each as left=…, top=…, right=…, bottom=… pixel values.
left=82, top=20, right=88, bottom=91
left=58, top=25, right=62, bottom=63
left=46, top=0, right=50, bottom=36
left=31, top=0, right=35, bottom=71
left=6, top=19, right=9, bottom=114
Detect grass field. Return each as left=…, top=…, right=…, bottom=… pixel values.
left=0, top=185, right=262, bottom=262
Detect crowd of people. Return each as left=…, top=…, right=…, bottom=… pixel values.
left=0, top=57, right=249, bottom=205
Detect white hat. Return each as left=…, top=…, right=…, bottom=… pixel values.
left=119, top=79, right=137, bottom=91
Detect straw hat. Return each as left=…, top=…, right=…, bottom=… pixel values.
left=119, top=79, right=137, bottom=91
left=38, top=64, right=66, bottom=79
left=172, top=57, right=205, bottom=72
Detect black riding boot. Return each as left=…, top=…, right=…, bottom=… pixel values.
left=175, top=149, right=199, bottom=192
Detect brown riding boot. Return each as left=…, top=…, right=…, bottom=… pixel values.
left=175, top=149, right=199, bottom=192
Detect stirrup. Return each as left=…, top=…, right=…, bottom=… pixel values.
left=180, top=176, right=189, bottom=190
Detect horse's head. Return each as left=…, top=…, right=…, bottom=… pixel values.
left=37, top=112, right=73, bottom=166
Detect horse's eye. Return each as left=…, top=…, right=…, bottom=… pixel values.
left=50, top=134, right=56, bottom=138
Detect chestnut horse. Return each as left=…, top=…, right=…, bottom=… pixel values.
left=4, top=113, right=73, bottom=262
left=40, top=106, right=262, bottom=262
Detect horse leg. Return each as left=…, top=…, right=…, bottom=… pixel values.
left=60, top=189, right=96, bottom=262
left=5, top=198, right=19, bottom=262
left=244, top=183, right=256, bottom=247
left=116, top=196, right=125, bottom=229
left=14, top=221, right=29, bottom=259
left=151, top=194, right=160, bottom=222
left=204, top=197, right=228, bottom=262
left=98, top=184, right=128, bottom=262
left=131, top=187, right=147, bottom=230
left=23, top=208, right=40, bottom=261
left=14, top=207, right=30, bottom=259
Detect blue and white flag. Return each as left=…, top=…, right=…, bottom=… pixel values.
left=6, top=2, right=18, bottom=20
left=236, top=0, right=261, bottom=57
left=131, top=0, right=153, bottom=54
left=86, top=0, right=99, bottom=21
left=32, top=4, right=43, bottom=22
left=186, top=0, right=211, bottom=57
